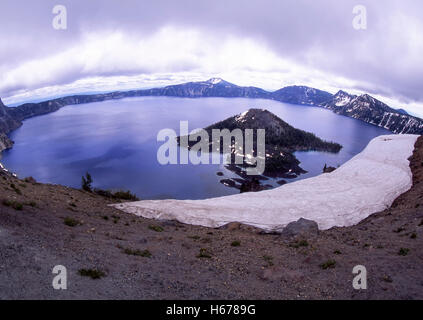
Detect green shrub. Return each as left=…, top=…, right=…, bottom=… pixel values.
left=2, top=199, right=23, bottom=211
left=197, top=248, right=212, bottom=259
left=10, top=184, right=22, bottom=195
left=231, top=240, right=241, bottom=247
left=398, top=248, right=410, bottom=256
left=26, top=201, right=37, bottom=208
left=123, top=248, right=152, bottom=258
left=148, top=225, right=164, bottom=232
left=320, top=260, right=336, bottom=269
left=290, top=239, right=309, bottom=248
left=13, top=202, right=23, bottom=211
left=78, top=269, right=105, bottom=279
left=64, top=217, right=80, bottom=227
left=263, top=255, right=274, bottom=266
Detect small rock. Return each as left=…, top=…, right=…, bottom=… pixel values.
left=220, top=222, right=242, bottom=231
left=161, top=220, right=181, bottom=227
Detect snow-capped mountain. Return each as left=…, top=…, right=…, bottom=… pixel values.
left=321, top=91, right=423, bottom=134
left=133, top=78, right=271, bottom=99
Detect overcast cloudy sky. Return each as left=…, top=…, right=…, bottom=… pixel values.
left=1, top=0, right=422, bottom=115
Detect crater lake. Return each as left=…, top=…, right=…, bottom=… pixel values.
left=1, top=97, right=390, bottom=200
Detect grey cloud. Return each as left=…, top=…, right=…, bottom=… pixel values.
left=0, top=0, right=422, bottom=104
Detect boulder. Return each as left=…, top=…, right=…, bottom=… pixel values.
left=280, top=218, right=319, bottom=237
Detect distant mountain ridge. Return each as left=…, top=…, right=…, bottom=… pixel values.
left=1, top=78, right=423, bottom=153
left=321, top=91, right=423, bottom=134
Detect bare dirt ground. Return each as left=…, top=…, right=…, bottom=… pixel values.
left=1, top=137, right=423, bottom=300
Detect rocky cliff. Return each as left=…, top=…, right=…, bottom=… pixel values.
left=0, top=98, right=21, bottom=153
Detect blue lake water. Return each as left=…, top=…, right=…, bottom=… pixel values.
left=1, top=97, right=391, bottom=200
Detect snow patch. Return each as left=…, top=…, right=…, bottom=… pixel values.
left=112, top=134, right=418, bottom=231
left=235, top=110, right=249, bottom=123
left=207, top=78, right=223, bottom=85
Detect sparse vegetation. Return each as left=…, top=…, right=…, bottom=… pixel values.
left=231, top=240, right=241, bottom=247
left=112, top=190, right=139, bottom=201
left=94, top=188, right=139, bottom=201
left=410, top=233, right=417, bottom=239
left=64, top=217, right=80, bottom=227
left=123, top=248, right=152, bottom=258
left=111, top=215, right=120, bottom=224
left=263, top=255, right=274, bottom=267
left=334, top=250, right=342, bottom=255
left=26, top=201, right=37, bottom=208
left=2, top=199, right=23, bottom=211
left=10, top=183, right=22, bottom=195
left=398, top=248, right=410, bottom=256
left=290, top=239, right=309, bottom=248
left=13, top=202, right=23, bottom=210
left=320, top=260, right=336, bottom=269
left=149, top=225, right=164, bottom=232
left=78, top=268, right=105, bottom=279
left=197, top=248, right=212, bottom=259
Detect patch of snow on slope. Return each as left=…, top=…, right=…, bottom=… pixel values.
left=335, top=96, right=352, bottom=107
left=208, top=78, right=223, bottom=85
left=112, top=135, right=418, bottom=231
left=235, top=110, right=249, bottom=123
